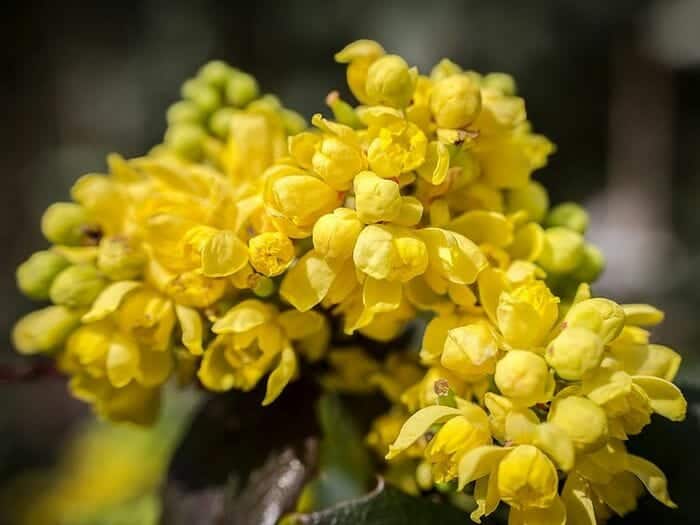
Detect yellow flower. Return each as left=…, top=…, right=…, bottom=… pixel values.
left=353, top=171, right=403, bottom=223
left=548, top=395, right=608, bottom=453
left=334, top=40, right=386, bottom=105
left=353, top=224, right=429, bottom=282
left=458, top=444, right=565, bottom=524
left=310, top=114, right=366, bottom=190
left=362, top=111, right=428, bottom=178
left=199, top=300, right=328, bottom=404
left=496, top=280, right=559, bottom=349
left=365, top=54, right=417, bottom=108
left=247, top=232, right=295, bottom=276
left=312, top=208, right=364, bottom=262
left=494, top=350, right=555, bottom=407
left=429, top=74, right=482, bottom=129
left=387, top=402, right=491, bottom=483
left=545, top=325, right=604, bottom=380
left=440, top=322, right=500, bottom=381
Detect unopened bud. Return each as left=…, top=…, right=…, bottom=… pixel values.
left=164, top=123, right=205, bottom=160
left=182, top=79, right=222, bottom=114
left=16, top=251, right=70, bottom=300
left=198, top=60, right=235, bottom=89
left=537, top=227, right=584, bottom=274
left=226, top=72, right=259, bottom=107
left=430, top=74, right=482, bottom=129
left=325, top=91, right=362, bottom=128
left=50, top=264, right=107, bottom=307
left=545, top=202, right=589, bottom=233
left=365, top=54, right=416, bottom=108
left=166, top=100, right=204, bottom=126
left=12, top=305, right=82, bottom=354
left=209, top=107, right=236, bottom=139
left=571, top=243, right=605, bottom=283
left=41, top=202, right=91, bottom=246
left=482, top=73, right=517, bottom=96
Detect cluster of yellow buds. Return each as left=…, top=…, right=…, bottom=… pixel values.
left=12, top=41, right=685, bottom=523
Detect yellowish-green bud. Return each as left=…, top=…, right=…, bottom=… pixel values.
left=97, top=236, right=146, bottom=280
left=16, top=251, right=70, bottom=300
left=537, top=227, right=584, bottom=274
left=49, top=264, right=107, bottom=307
left=166, top=100, right=204, bottom=126
left=506, top=181, right=549, bottom=223
left=546, top=326, right=604, bottom=380
left=247, top=94, right=281, bottom=113
left=12, top=305, right=82, bottom=354
left=548, top=396, right=608, bottom=453
left=365, top=54, right=416, bottom=108
left=281, top=109, right=307, bottom=135
left=571, top=243, right=605, bottom=283
left=181, top=79, right=221, bottom=114
left=430, top=58, right=462, bottom=82
left=164, top=123, right=205, bottom=160
left=564, top=298, right=625, bottom=345
left=482, top=72, right=517, bottom=96
left=41, top=202, right=91, bottom=245
left=325, top=91, right=362, bottom=128
left=253, top=276, right=276, bottom=298
left=430, top=74, right=482, bottom=129
left=494, top=350, right=554, bottom=406
left=198, top=60, right=235, bottom=89
left=226, top=72, right=259, bottom=107
left=545, top=202, right=589, bottom=233
left=209, top=107, right=236, bottom=139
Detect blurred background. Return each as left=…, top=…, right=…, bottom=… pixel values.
left=1, top=0, right=700, bottom=523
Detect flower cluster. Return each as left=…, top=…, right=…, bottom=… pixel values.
left=13, top=40, right=685, bottom=523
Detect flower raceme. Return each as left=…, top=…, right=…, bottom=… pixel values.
left=11, top=42, right=686, bottom=524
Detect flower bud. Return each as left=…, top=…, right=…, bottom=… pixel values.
left=545, top=326, right=604, bottom=380
left=97, top=236, right=146, bottom=280
left=166, top=100, right=204, bottom=126
left=313, top=209, right=363, bottom=261
left=209, top=107, right=236, bottom=138
left=281, top=109, right=307, bottom=135
left=506, top=181, right=549, bottom=223
left=545, top=202, right=589, bottom=233
left=495, top=350, right=554, bottom=406
left=326, top=91, right=362, bottom=128
left=441, top=323, right=499, bottom=380
left=548, top=396, right=608, bottom=453
left=497, top=280, right=558, bottom=349
left=564, top=298, right=625, bottom=344
left=253, top=276, right=276, bottom=298
left=198, top=60, right=234, bottom=89
left=312, top=136, right=366, bottom=190
left=429, top=58, right=462, bottom=82
left=482, top=72, right=516, bottom=96
left=226, top=72, right=259, bottom=107
left=164, top=123, right=205, bottom=160
left=537, top=227, right=584, bottom=274
left=571, top=243, right=605, bottom=283
left=248, top=232, right=295, bottom=277
left=354, top=171, right=402, bottom=223
left=365, top=55, right=416, bottom=108
left=50, top=264, right=108, bottom=307
left=12, top=305, right=82, bottom=354
left=41, top=202, right=91, bottom=245
left=430, top=74, right=482, bottom=129
left=497, top=445, right=558, bottom=509
left=181, top=79, right=221, bottom=114
left=16, top=251, right=70, bottom=300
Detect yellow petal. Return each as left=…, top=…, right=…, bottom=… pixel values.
left=213, top=299, right=272, bottom=334
left=622, top=304, right=664, bottom=327
left=509, top=496, right=566, bottom=525
left=561, top=475, right=596, bottom=525
left=457, top=445, right=511, bottom=490
left=626, top=454, right=677, bottom=508
left=106, top=336, right=140, bottom=388
left=363, top=277, right=402, bottom=314
left=280, top=250, right=337, bottom=311
left=175, top=305, right=204, bottom=355
left=533, top=423, right=575, bottom=472
left=632, top=376, right=686, bottom=421
left=262, top=347, right=298, bottom=405
left=277, top=309, right=325, bottom=340
left=449, top=211, right=513, bottom=247
left=478, top=267, right=507, bottom=325
left=201, top=230, right=248, bottom=277
left=416, top=141, right=449, bottom=185
left=419, top=227, right=488, bottom=285
left=82, top=281, right=142, bottom=323
left=138, top=348, right=173, bottom=387
left=386, top=405, right=462, bottom=460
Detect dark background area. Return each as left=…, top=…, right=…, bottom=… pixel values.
left=1, top=0, right=699, bottom=522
